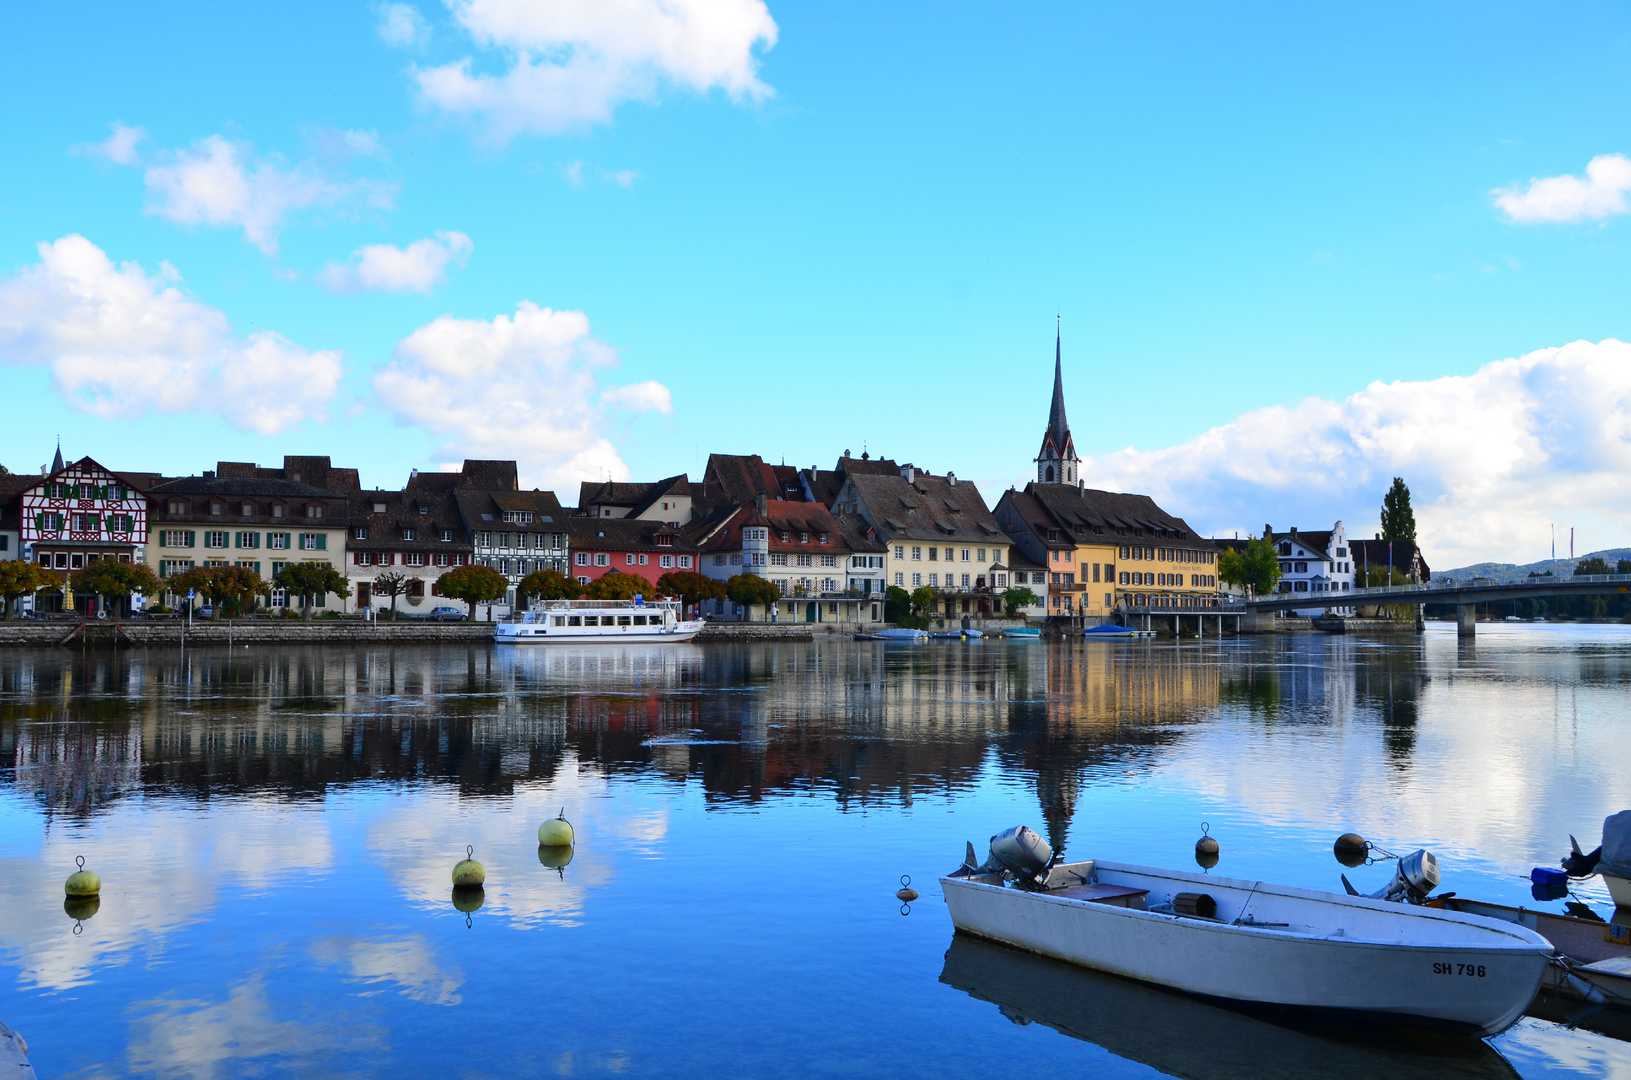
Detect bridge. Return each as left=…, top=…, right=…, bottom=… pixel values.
left=1225, top=574, right=1631, bottom=635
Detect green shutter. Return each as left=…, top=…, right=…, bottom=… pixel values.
left=316, top=534, right=326, bottom=551
left=186, top=530, right=196, bottom=548
left=34, top=513, right=43, bottom=530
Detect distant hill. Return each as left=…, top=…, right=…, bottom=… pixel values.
left=1436, top=548, right=1631, bottom=584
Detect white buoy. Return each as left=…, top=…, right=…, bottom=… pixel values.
left=538, top=808, right=574, bottom=847
left=452, top=845, right=485, bottom=888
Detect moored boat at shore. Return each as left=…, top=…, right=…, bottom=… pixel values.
left=941, top=835, right=1550, bottom=1036
left=494, top=599, right=701, bottom=643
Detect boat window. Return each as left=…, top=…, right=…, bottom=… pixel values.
left=568, top=616, right=581, bottom=626
left=618, top=616, right=632, bottom=626
left=553, top=616, right=566, bottom=627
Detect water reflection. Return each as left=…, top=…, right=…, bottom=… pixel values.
left=940, top=933, right=1520, bottom=1079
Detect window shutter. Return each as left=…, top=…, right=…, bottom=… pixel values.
left=187, top=530, right=196, bottom=547
left=316, top=534, right=326, bottom=551
left=34, top=512, right=43, bottom=530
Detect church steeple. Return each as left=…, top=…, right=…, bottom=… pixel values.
left=51, top=439, right=63, bottom=474
left=1035, top=318, right=1079, bottom=485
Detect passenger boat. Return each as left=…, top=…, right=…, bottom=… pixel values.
left=493, top=599, right=702, bottom=643
left=941, top=833, right=1550, bottom=1036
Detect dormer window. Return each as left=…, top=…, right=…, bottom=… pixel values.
left=167, top=500, right=185, bottom=515
left=656, top=534, right=673, bottom=547
left=800, top=532, right=810, bottom=543
left=780, top=531, right=790, bottom=543
left=403, top=528, right=416, bottom=541
left=355, top=527, right=369, bottom=540
left=210, top=502, right=222, bottom=516
left=502, top=510, right=534, bottom=524
left=373, top=502, right=387, bottom=514
left=241, top=503, right=254, bottom=516
left=819, top=533, right=828, bottom=544
left=272, top=504, right=285, bottom=518
left=306, top=504, right=323, bottom=519
left=440, top=530, right=453, bottom=542
left=418, top=505, right=429, bottom=515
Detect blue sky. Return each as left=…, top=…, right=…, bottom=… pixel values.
left=3, top=2, right=1631, bottom=564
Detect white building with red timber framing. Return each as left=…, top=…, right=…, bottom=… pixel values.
left=19, top=456, right=151, bottom=608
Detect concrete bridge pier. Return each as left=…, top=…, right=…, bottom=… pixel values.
left=1457, top=603, right=1477, bottom=637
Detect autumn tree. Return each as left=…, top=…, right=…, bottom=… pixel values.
left=371, top=571, right=410, bottom=619
left=436, top=564, right=509, bottom=621
left=655, top=570, right=726, bottom=607
left=584, top=571, right=647, bottom=601
left=725, top=573, right=782, bottom=620
left=275, top=561, right=351, bottom=619
left=1217, top=536, right=1282, bottom=597
left=0, top=560, right=57, bottom=619
left=72, top=560, right=162, bottom=620
left=519, top=568, right=580, bottom=603
left=204, top=565, right=271, bottom=615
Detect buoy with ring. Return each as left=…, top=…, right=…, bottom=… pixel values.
left=538, top=808, right=574, bottom=848
left=452, top=845, right=486, bottom=888
left=896, top=874, right=918, bottom=915
left=65, top=855, right=101, bottom=897
left=1334, top=832, right=1369, bottom=867
left=1195, top=822, right=1220, bottom=869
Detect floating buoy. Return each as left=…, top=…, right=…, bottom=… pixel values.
left=1195, top=823, right=1219, bottom=867
left=537, top=844, right=574, bottom=871
left=452, top=845, right=486, bottom=888
left=895, top=874, right=919, bottom=903
left=64, top=855, right=100, bottom=897
left=537, top=808, right=574, bottom=848
left=450, top=886, right=486, bottom=913
left=1334, top=832, right=1369, bottom=868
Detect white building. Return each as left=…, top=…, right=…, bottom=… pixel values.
left=1265, top=522, right=1355, bottom=617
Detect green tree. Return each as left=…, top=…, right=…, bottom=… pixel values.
left=1618, top=559, right=1631, bottom=576
left=909, top=585, right=937, bottom=617
left=1380, top=477, right=1416, bottom=542
left=1575, top=557, right=1613, bottom=577
left=883, top=584, right=912, bottom=623
left=435, top=564, right=509, bottom=621
left=0, top=560, right=57, bottom=618
left=655, top=570, right=726, bottom=607
left=519, top=568, right=581, bottom=603
left=725, top=573, right=782, bottom=620
left=275, top=561, right=351, bottom=620
left=1002, top=586, right=1040, bottom=617
left=72, top=560, right=162, bottom=620
left=371, top=570, right=410, bottom=619
left=584, top=571, right=647, bottom=601
left=1217, top=536, right=1282, bottom=596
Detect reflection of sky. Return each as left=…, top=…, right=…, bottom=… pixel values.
left=0, top=630, right=1628, bottom=1077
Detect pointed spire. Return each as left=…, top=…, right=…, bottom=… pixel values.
left=1047, top=316, right=1069, bottom=449
left=51, top=438, right=63, bottom=474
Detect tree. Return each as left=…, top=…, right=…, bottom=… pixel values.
left=726, top=573, right=782, bottom=620
left=1380, top=477, right=1416, bottom=542
left=275, top=561, right=351, bottom=619
left=1002, top=586, right=1039, bottom=617
left=72, top=560, right=162, bottom=620
left=0, top=560, right=57, bottom=618
left=1218, top=536, right=1282, bottom=596
left=1575, top=557, right=1613, bottom=577
left=203, top=565, right=270, bottom=615
left=436, top=563, right=509, bottom=621
left=585, top=571, right=647, bottom=601
left=655, top=570, right=726, bottom=607
left=1619, top=559, right=1631, bottom=576
left=909, top=585, right=936, bottom=617
left=884, top=585, right=912, bottom=623
left=371, top=571, right=410, bottom=619
left=519, top=568, right=581, bottom=603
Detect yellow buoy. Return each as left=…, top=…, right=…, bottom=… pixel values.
left=538, top=808, right=574, bottom=848
left=64, top=855, right=101, bottom=897
left=452, top=845, right=486, bottom=888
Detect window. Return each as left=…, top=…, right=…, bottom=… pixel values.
left=796, top=554, right=812, bottom=567
left=407, top=553, right=425, bottom=567
left=961, top=548, right=971, bottom=561
left=355, top=527, right=369, bottom=540
left=659, top=555, right=675, bottom=568
left=440, top=530, right=453, bottom=543
left=819, top=554, right=837, bottom=567
left=235, top=531, right=259, bottom=549
left=911, top=573, right=922, bottom=586
left=269, top=532, right=290, bottom=549
left=306, top=505, right=323, bottom=519
left=655, top=534, right=673, bottom=547
left=770, top=553, right=788, bottom=566
left=977, top=548, right=987, bottom=561
left=272, top=504, right=284, bottom=518
left=893, top=573, right=903, bottom=586
left=819, top=533, right=828, bottom=544
left=241, top=503, right=254, bottom=516
left=929, top=573, right=939, bottom=586
left=1119, top=571, right=1130, bottom=585
left=210, top=502, right=222, bottom=516
left=298, top=533, right=325, bottom=551
left=503, top=510, right=534, bottom=524
left=355, top=552, right=372, bottom=566
left=577, top=576, right=591, bottom=586
left=595, top=553, right=610, bottom=567
left=678, top=556, right=692, bottom=569
left=911, top=546, right=922, bottom=560
left=203, top=531, right=229, bottom=548
left=894, top=545, right=904, bottom=559
left=779, top=532, right=791, bottom=543
left=236, top=560, right=261, bottom=575
left=1296, top=561, right=1307, bottom=573
left=639, top=554, right=649, bottom=565
left=713, top=554, right=726, bottom=566
left=403, top=528, right=416, bottom=541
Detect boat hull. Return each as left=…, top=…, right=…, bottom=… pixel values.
left=496, top=625, right=701, bottom=643
left=942, top=863, right=1548, bottom=1036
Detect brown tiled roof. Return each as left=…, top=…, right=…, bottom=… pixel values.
left=703, top=453, right=780, bottom=503
left=1025, top=483, right=1201, bottom=544
left=833, top=511, right=886, bottom=553
left=567, top=517, right=695, bottom=552
left=346, top=490, right=473, bottom=552
left=454, top=490, right=568, bottom=538
left=845, top=471, right=1004, bottom=545
left=625, top=474, right=692, bottom=519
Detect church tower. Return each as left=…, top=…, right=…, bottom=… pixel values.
left=1035, top=320, right=1079, bottom=485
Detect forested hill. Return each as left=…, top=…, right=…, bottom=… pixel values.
left=1438, top=548, right=1631, bottom=584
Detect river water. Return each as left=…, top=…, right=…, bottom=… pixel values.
left=1, top=625, right=1628, bottom=1079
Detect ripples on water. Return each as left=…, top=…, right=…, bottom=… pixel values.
left=1, top=625, right=1628, bottom=1078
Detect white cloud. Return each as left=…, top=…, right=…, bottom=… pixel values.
left=0, top=235, right=342, bottom=434
left=372, top=301, right=670, bottom=489
left=377, top=2, right=431, bottom=47
left=141, top=135, right=393, bottom=255
left=1078, top=339, right=1631, bottom=567
left=561, top=159, right=640, bottom=188
left=74, top=121, right=146, bottom=165
left=1494, top=154, right=1631, bottom=223
left=414, top=0, right=777, bottom=139
left=318, top=230, right=473, bottom=293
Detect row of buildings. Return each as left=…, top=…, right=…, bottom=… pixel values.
left=0, top=336, right=1426, bottom=622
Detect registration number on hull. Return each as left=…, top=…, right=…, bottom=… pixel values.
left=1433, top=962, right=1487, bottom=977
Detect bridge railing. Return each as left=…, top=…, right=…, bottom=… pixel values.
left=1212, top=574, right=1631, bottom=609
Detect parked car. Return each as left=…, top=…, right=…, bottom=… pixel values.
left=427, top=607, right=467, bottom=622
left=195, top=605, right=215, bottom=619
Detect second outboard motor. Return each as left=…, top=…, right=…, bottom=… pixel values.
left=1371, top=849, right=1440, bottom=904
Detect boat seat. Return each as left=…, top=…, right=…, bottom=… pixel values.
left=1048, top=883, right=1150, bottom=908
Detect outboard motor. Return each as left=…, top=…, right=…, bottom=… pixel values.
left=1563, top=835, right=1603, bottom=878
left=1344, top=848, right=1439, bottom=904
left=950, top=825, right=1054, bottom=889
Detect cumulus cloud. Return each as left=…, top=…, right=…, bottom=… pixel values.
left=1494, top=154, right=1631, bottom=223
left=0, top=235, right=342, bottom=434
left=377, top=2, right=431, bottom=47
left=373, top=301, right=670, bottom=489
left=318, top=231, right=473, bottom=293
left=74, top=121, right=146, bottom=165
left=137, top=135, right=393, bottom=255
left=1079, top=339, right=1631, bottom=567
left=414, top=0, right=777, bottom=139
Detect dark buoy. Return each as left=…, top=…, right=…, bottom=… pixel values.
left=1195, top=822, right=1219, bottom=868
left=1334, top=832, right=1369, bottom=868
left=63, top=894, right=100, bottom=922
left=64, top=855, right=100, bottom=898
left=451, top=886, right=486, bottom=913
left=538, top=844, right=575, bottom=875
left=895, top=875, right=919, bottom=903
left=452, top=845, right=486, bottom=888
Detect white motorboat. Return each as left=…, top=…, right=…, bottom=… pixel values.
left=1433, top=896, right=1631, bottom=1009
left=941, top=840, right=1550, bottom=1036
left=494, top=599, right=702, bottom=643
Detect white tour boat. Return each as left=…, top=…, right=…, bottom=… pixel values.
left=493, top=599, right=703, bottom=644
left=942, top=829, right=1551, bottom=1036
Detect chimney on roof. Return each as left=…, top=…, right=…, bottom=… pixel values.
left=901, top=465, right=915, bottom=483
left=861, top=451, right=869, bottom=460
left=753, top=493, right=768, bottom=514
left=947, top=471, right=956, bottom=486
left=1290, top=526, right=1298, bottom=536
left=203, top=470, right=215, bottom=479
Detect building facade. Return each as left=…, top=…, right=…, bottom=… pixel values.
left=346, top=489, right=475, bottom=615
left=1265, top=522, right=1355, bottom=616
left=455, top=489, right=570, bottom=611
left=15, top=456, right=154, bottom=614
left=567, top=517, right=697, bottom=593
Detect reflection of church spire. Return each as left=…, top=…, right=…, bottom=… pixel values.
left=1036, top=759, right=1080, bottom=857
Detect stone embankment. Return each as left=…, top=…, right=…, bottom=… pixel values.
left=0, top=619, right=493, bottom=647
